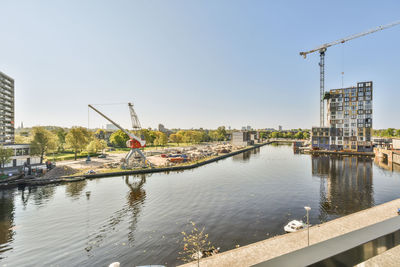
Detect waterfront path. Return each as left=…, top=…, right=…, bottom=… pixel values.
left=179, top=198, right=400, bottom=267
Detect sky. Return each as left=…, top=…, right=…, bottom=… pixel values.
left=1, top=0, right=399, bottom=130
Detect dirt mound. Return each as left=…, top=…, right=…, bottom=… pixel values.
left=42, top=166, right=78, bottom=179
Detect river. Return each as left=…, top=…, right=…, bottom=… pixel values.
left=0, top=144, right=399, bottom=266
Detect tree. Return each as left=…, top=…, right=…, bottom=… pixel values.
left=87, top=138, right=107, bottom=154
left=259, top=132, right=267, bottom=140
left=0, top=146, right=13, bottom=169
left=169, top=133, right=183, bottom=146
left=95, top=129, right=106, bottom=140
left=66, top=127, right=92, bottom=160
left=216, top=126, right=227, bottom=141
left=294, top=131, right=304, bottom=139
left=109, top=130, right=130, bottom=148
left=15, top=135, right=31, bottom=144
left=154, top=131, right=168, bottom=147
left=55, top=128, right=67, bottom=152
left=178, top=222, right=215, bottom=266
left=30, top=127, right=57, bottom=164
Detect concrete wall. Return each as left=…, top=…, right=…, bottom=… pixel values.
left=393, top=139, right=400, bottom=150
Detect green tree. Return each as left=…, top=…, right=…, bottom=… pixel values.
left=66, top=127, right=92, bottom=160
left=0, top=146, right=13, bottom=169
left=15, top=135, right=31, bottom=144
left=139, top=129, right=157, bottom=145
left=294, top=131, right=304, bottom=139
left=169, top=133, right=183, bottom=145
left=259, top=132, right=267, bottom=140
left=30, top=127, right=57, bottom=164
left=109, top=130, right=130, bottom=148
left=55, top=128, right=67, bottom=152
left=87, top=138, right=107, bottom=154
left=95, top=129, right=106, bottom=140
left=216, top=126, right=227, bottom=141
left=154, top=131, right=168, bottom=147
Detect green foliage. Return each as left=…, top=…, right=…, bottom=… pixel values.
left=153, top=131, right=168, bottom=146
left=54, top=128, right=67, bottom=152
left=65, top=127, right=92, bottom=160
left=374, top=128, right=400, bottom=137
left=15, top=135, right=31, bottom=144
left=87, top=138, right=107, bottom=154
left=0, top=146, right=13, bottom=169
left=30, top=127, right=58, bottom=163
left=139, top=129, right=156, bottom=145
left=109, top=130, right=130, bottom=148
left=95, top=129, right=106, bottom=140
left=169, top=133, right=183, bottom=145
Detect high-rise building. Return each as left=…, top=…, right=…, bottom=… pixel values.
left=312, top=81, right=373, bottom=152
left=0, top=72, right=15, bottom=144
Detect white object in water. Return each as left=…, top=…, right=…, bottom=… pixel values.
left=284, top=220, right=307, bottom=233
left=109, top=262, right=120, bottom=267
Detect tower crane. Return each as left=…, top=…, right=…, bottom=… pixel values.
left=300, top=20, right=400, bottom=127
left=88, top=103, right=151, bottom=168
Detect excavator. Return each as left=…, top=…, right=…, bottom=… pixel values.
left=88, top=103, right=152, bottom=169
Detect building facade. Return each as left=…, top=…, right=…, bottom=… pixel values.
left=312, top=81, right=373, bottom=152
left=0, top=72, right=15, bottom=144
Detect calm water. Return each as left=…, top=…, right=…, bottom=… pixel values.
left=1, top=145, right=400, bottom=266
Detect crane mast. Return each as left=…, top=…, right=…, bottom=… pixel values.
left=300, top=20, right=400, bottom=127
left=88, top=103, right=150, bottom=168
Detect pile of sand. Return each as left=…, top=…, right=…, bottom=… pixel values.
left=41, top=166, right=78, bottom=179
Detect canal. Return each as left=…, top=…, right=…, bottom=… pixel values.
left=1, top=144, right=400, bottom=266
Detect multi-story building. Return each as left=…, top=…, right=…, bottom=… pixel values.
left=312, top=81, right=373, bottom=152
left=0, top=72, right=15, bottom=144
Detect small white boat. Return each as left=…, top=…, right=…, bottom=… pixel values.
left=284, top=220, right=307, bottom=233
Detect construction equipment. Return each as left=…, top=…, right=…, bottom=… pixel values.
left=88, top=103, right=151, bottom=168
left=300, top=20, right=400, bottom=127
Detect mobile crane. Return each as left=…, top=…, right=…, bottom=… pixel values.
left=88, top=103, right=151, bottom=168
left=300, top=20, right=400, bottom=127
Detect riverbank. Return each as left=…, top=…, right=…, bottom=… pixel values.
left=0, top=142, right=268, bottom=189
left=179, top=198, right=400, bottom=267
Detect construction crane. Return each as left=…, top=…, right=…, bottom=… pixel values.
left=300, top=20, right=400, bottom=127
left=88, top=103, right=150, bottom=168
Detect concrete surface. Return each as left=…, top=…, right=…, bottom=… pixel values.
left=179, top=198, right=400, bottom=267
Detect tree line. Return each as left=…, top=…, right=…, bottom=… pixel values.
left=10, top=126, right=230, bottom=164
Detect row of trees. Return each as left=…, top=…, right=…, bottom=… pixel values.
left=267, top=131, right=310, bottom=140
left=25, top=127, right=107, bottom=162
left=373, top=128, right=400, bottom=138
left=13, top=126, right=230, bottom=164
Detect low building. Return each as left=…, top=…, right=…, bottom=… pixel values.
left=3, top=144, right=40, bottom=168
left=393, top=138, right=400, bottom=150
left=232, top=131, right=254, bottom=147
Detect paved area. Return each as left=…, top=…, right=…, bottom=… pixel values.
left=356, top=245, right=400, bottom=267
left=179, top=198, right=400, bottom=267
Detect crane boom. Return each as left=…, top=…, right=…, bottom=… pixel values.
left=300, top=20, right=400, bottom=58
left=88, top=104, right=145, bottom=147
left=299, top=20, right=400, bottom=127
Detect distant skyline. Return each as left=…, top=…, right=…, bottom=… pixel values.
left=1, top=0, right=400, bottom=130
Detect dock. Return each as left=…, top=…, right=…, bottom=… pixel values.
left=179, top=198, right=400, bottom=267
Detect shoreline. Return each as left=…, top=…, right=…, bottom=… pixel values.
left=0, top=142, right=269, bottom=189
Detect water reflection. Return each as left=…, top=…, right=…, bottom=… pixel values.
left=85, top=174, right=147, bottom=251
left=312, top=155, right=374, bottom=221
left=374, top=157, right=400, bottom=173
left=0, top=191, right=14, bottom=257
left=19, top=185, right=56, bottom=208
left=65, top=180, right=88, bottom=199
left=232, top=147, right=260, bottom=162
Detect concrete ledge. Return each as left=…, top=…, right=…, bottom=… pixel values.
left=179, top=198, right=400, bottom=267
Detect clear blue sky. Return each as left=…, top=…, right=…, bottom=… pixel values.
left=1, top=0, right=399, bottom=130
